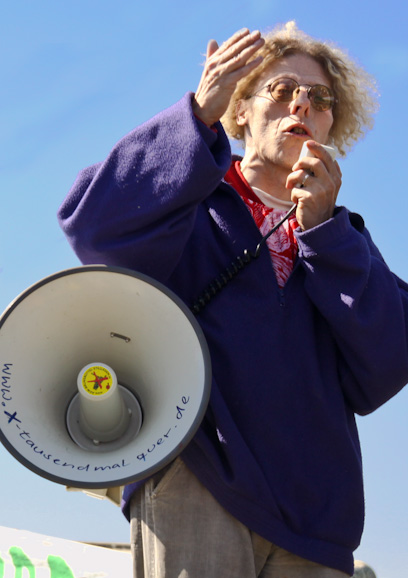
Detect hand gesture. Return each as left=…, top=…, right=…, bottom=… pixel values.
left=192, top=29, right=265, bottom=127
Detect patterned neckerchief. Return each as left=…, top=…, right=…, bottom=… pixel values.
left=225, top=160, right=299, bottom=288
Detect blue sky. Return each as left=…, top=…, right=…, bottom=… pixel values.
left=1, top=1, right=408, bottom=576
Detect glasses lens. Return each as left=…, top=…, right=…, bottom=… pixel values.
left=269, top=78, right=335, bottom=111
left=309, top=85, right=335, bottom=111
left=270, top=78, right=298, bottom=102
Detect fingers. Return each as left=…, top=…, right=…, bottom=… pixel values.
left=289, top=142, right=341, bottom=191
left=287, top=142, right=342, bottom=230
left=209, top=29, right=264, bottom=77
left=193, top=29, right=264, bottom=127
left=216, top=28, right=262, bottom=62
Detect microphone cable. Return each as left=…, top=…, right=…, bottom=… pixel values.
left=191, top=203, right=297, bottom=315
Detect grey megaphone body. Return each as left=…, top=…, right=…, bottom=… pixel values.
left=0, top=266, right=211, bottom=489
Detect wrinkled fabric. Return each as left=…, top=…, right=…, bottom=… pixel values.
left=130, top=458, right=349, bottom=578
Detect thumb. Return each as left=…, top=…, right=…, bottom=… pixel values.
left=206, top=39, right=219, bottom=59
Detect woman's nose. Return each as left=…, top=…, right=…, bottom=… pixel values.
left=289, top=88, right=311, bottom=116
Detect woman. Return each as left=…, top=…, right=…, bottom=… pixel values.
left=58, top=23, right=408, bottom=577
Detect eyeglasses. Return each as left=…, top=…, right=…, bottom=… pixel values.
left=251, top=77, right=336, bottom=112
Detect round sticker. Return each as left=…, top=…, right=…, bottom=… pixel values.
left=81, top=365, right=113, bottom=396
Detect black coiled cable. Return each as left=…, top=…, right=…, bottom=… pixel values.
left=191, top=203, right=296, bottom=314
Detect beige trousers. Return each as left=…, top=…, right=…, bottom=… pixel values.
left=130, top=457, right=350, bottom=578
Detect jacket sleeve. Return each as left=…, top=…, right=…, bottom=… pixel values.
left=295, top=207, right=408, bottom=414
left=57, top=93, right=232, bottom=283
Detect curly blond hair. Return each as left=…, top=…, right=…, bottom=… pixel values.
left=221, top=22, right=379, bottom=157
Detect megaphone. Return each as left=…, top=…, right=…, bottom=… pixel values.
left=0, top=266, right=211, bottom=489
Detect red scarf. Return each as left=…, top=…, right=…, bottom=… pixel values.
left=225, top=161, right=298, bottom=288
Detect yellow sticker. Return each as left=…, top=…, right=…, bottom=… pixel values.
left=81, top=365, right=113, bottom=396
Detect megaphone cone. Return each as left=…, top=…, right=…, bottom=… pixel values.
left=0, top=266, right=211, bottom=488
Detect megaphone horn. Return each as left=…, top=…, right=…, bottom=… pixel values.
left=0, top=266, right=211, bottom=488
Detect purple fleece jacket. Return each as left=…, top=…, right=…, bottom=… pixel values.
left=58, top=93, right=408, bottom=575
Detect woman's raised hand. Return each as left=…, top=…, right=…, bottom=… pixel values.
left=192, top=29, right=265, bottom=127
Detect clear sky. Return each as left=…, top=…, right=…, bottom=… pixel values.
left=1, top=1, right=407, bottom=576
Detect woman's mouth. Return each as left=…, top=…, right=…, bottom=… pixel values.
left=290, top=127, right=308, bottom=135
left=284, top=123, right=312, bottom=138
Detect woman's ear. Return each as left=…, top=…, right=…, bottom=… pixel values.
left=235, top=99, right=248, bottom=127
